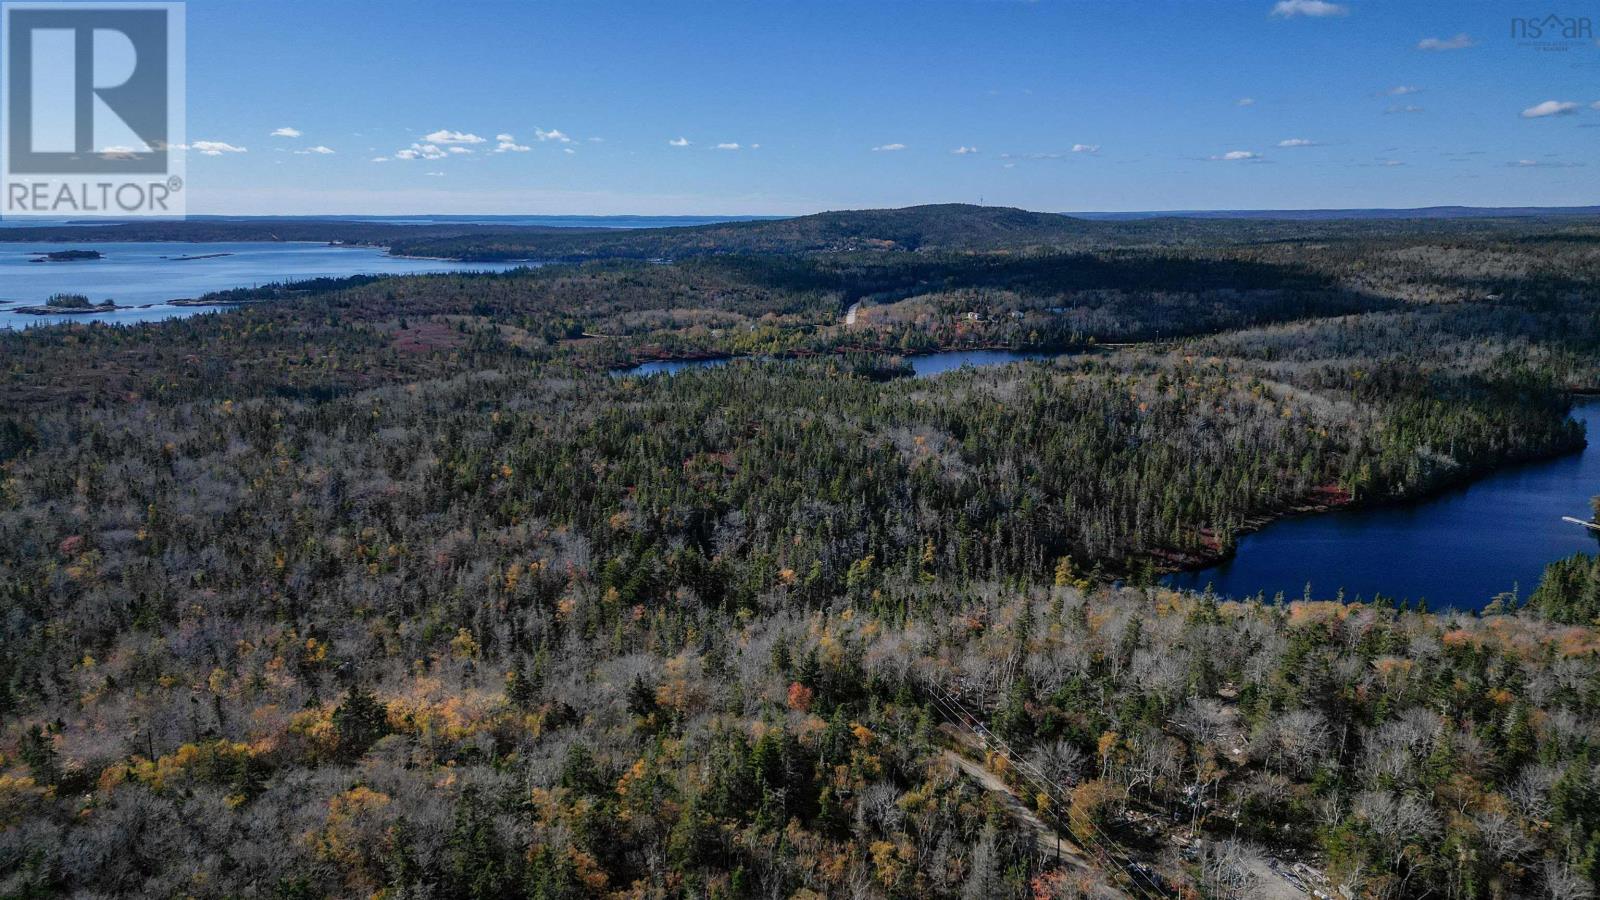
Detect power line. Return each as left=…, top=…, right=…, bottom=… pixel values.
left=923, top=679, right=1168, bottom=899
left=927, top=687, right=1160, bottom=900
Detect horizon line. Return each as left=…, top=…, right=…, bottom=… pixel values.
left=7, top=202, right=1600, bottom=223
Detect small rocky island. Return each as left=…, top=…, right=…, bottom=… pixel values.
left=28, top=249, right=102, bottom=262
left=14, top=293, right=117, bottom=315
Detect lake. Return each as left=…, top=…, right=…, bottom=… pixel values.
left=619, top=358, right=734, bottom=377
left=1165, top=398, right=1600, bottom=610
left=903, top=349, right=1061, bottom=378
left=0, top=214, right=780, bottom=231
left=0, top=242, right=523, bottom=328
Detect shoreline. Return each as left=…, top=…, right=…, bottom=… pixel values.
left=607, top=342, right=1093, bottom=373
left=606, top=351, right=1596, bottom=586
left=1160, top=398, right=1596, bottom=583
left=1, top=243, right=529, bottom=328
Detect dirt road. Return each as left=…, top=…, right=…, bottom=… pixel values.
left=939, top=746, right=1095, bottom=873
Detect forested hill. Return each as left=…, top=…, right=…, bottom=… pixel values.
left=5, top=204, right=1600, bottom=263
left=380, top=204, right=1101, bottom=261
left=385, top=204, right=1600, bottom=261
left=0, top=205, right=1087, bottom=253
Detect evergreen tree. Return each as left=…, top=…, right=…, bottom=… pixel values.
left=332, top=684, right=391, bottom=761
left=444, top=786, right=511, bottom=900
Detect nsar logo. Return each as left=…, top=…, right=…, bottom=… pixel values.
left=1510, top=12, right=1594, bottom=50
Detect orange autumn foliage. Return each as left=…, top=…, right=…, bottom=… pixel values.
left=786, top=681, right=815, bottom=712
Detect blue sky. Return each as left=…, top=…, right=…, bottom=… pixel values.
left=181, top=0, right=1600, bottom=215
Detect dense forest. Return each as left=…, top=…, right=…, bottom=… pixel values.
left=1, top=206, right=1598, bottom=899
left=381, top=205, right=1600, bottom=263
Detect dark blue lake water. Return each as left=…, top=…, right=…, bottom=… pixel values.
left=621, top=358, right=734, bottom=377
left=1165, top=398, right=1600, bottom=610
left=0, top=242, right=524, bottom=328
left=903, top=349, right=1060, bottom=377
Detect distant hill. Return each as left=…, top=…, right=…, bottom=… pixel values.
left=4, top=203, right=1598, bottom=261
left=385, top=203, right=1600, bottom=261
left=0, top=205, right=1105, bottom=257
left=1075, top=205, right=1600, bottom=221
left=385, top=204, right=1108, bottom=261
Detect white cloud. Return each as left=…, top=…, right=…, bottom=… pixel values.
left=715, top=142, right=743, bottom=150
left=371, top=156, right=389, bottom=163
left=1385, top=104, right=1424, bottom=114
left=394, top=143, right=447, bottom=161
left=295, top=145, right=335, bottom=155
left=192, top=140, right=247, bottom=156
left=534, top=128, right=572, bottom=143
left=668, top=137, right=691, bottom=147
left=1071, top=143, right=1100, bottom=153
left=1236, top=97, right=1256, bottom=107
left=1387, top=85, right=1421, bottom=96
left=1509, top=158, right=1584, bottom=168
left=563, top=147, right=576, bottom=155
left=872, top=143, right=907, bottom=151
left=1379, top=158, right=1404, bottom=167
left=1210, top=150, right=1262, bottom=161
left=423, top=130, right=485, bottom=145
left=493, top=134, right=531, bottom=153
left=1277, top=138, right=1319, bottom=148
left=1521, top=100, right=1579, bottom=118
left=271, top=127, right=302, bottom=138
left=951, top=146, right=980, bottom=155
left=447, top=146, right=473, bottom=155
left=1417, top=33, right=1474, bottom=51
left=1270, top=0, right=1348, bottom=18
left=189, top=184, right=834, bottom=217
left=587, top=136, right=605, bottom=143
